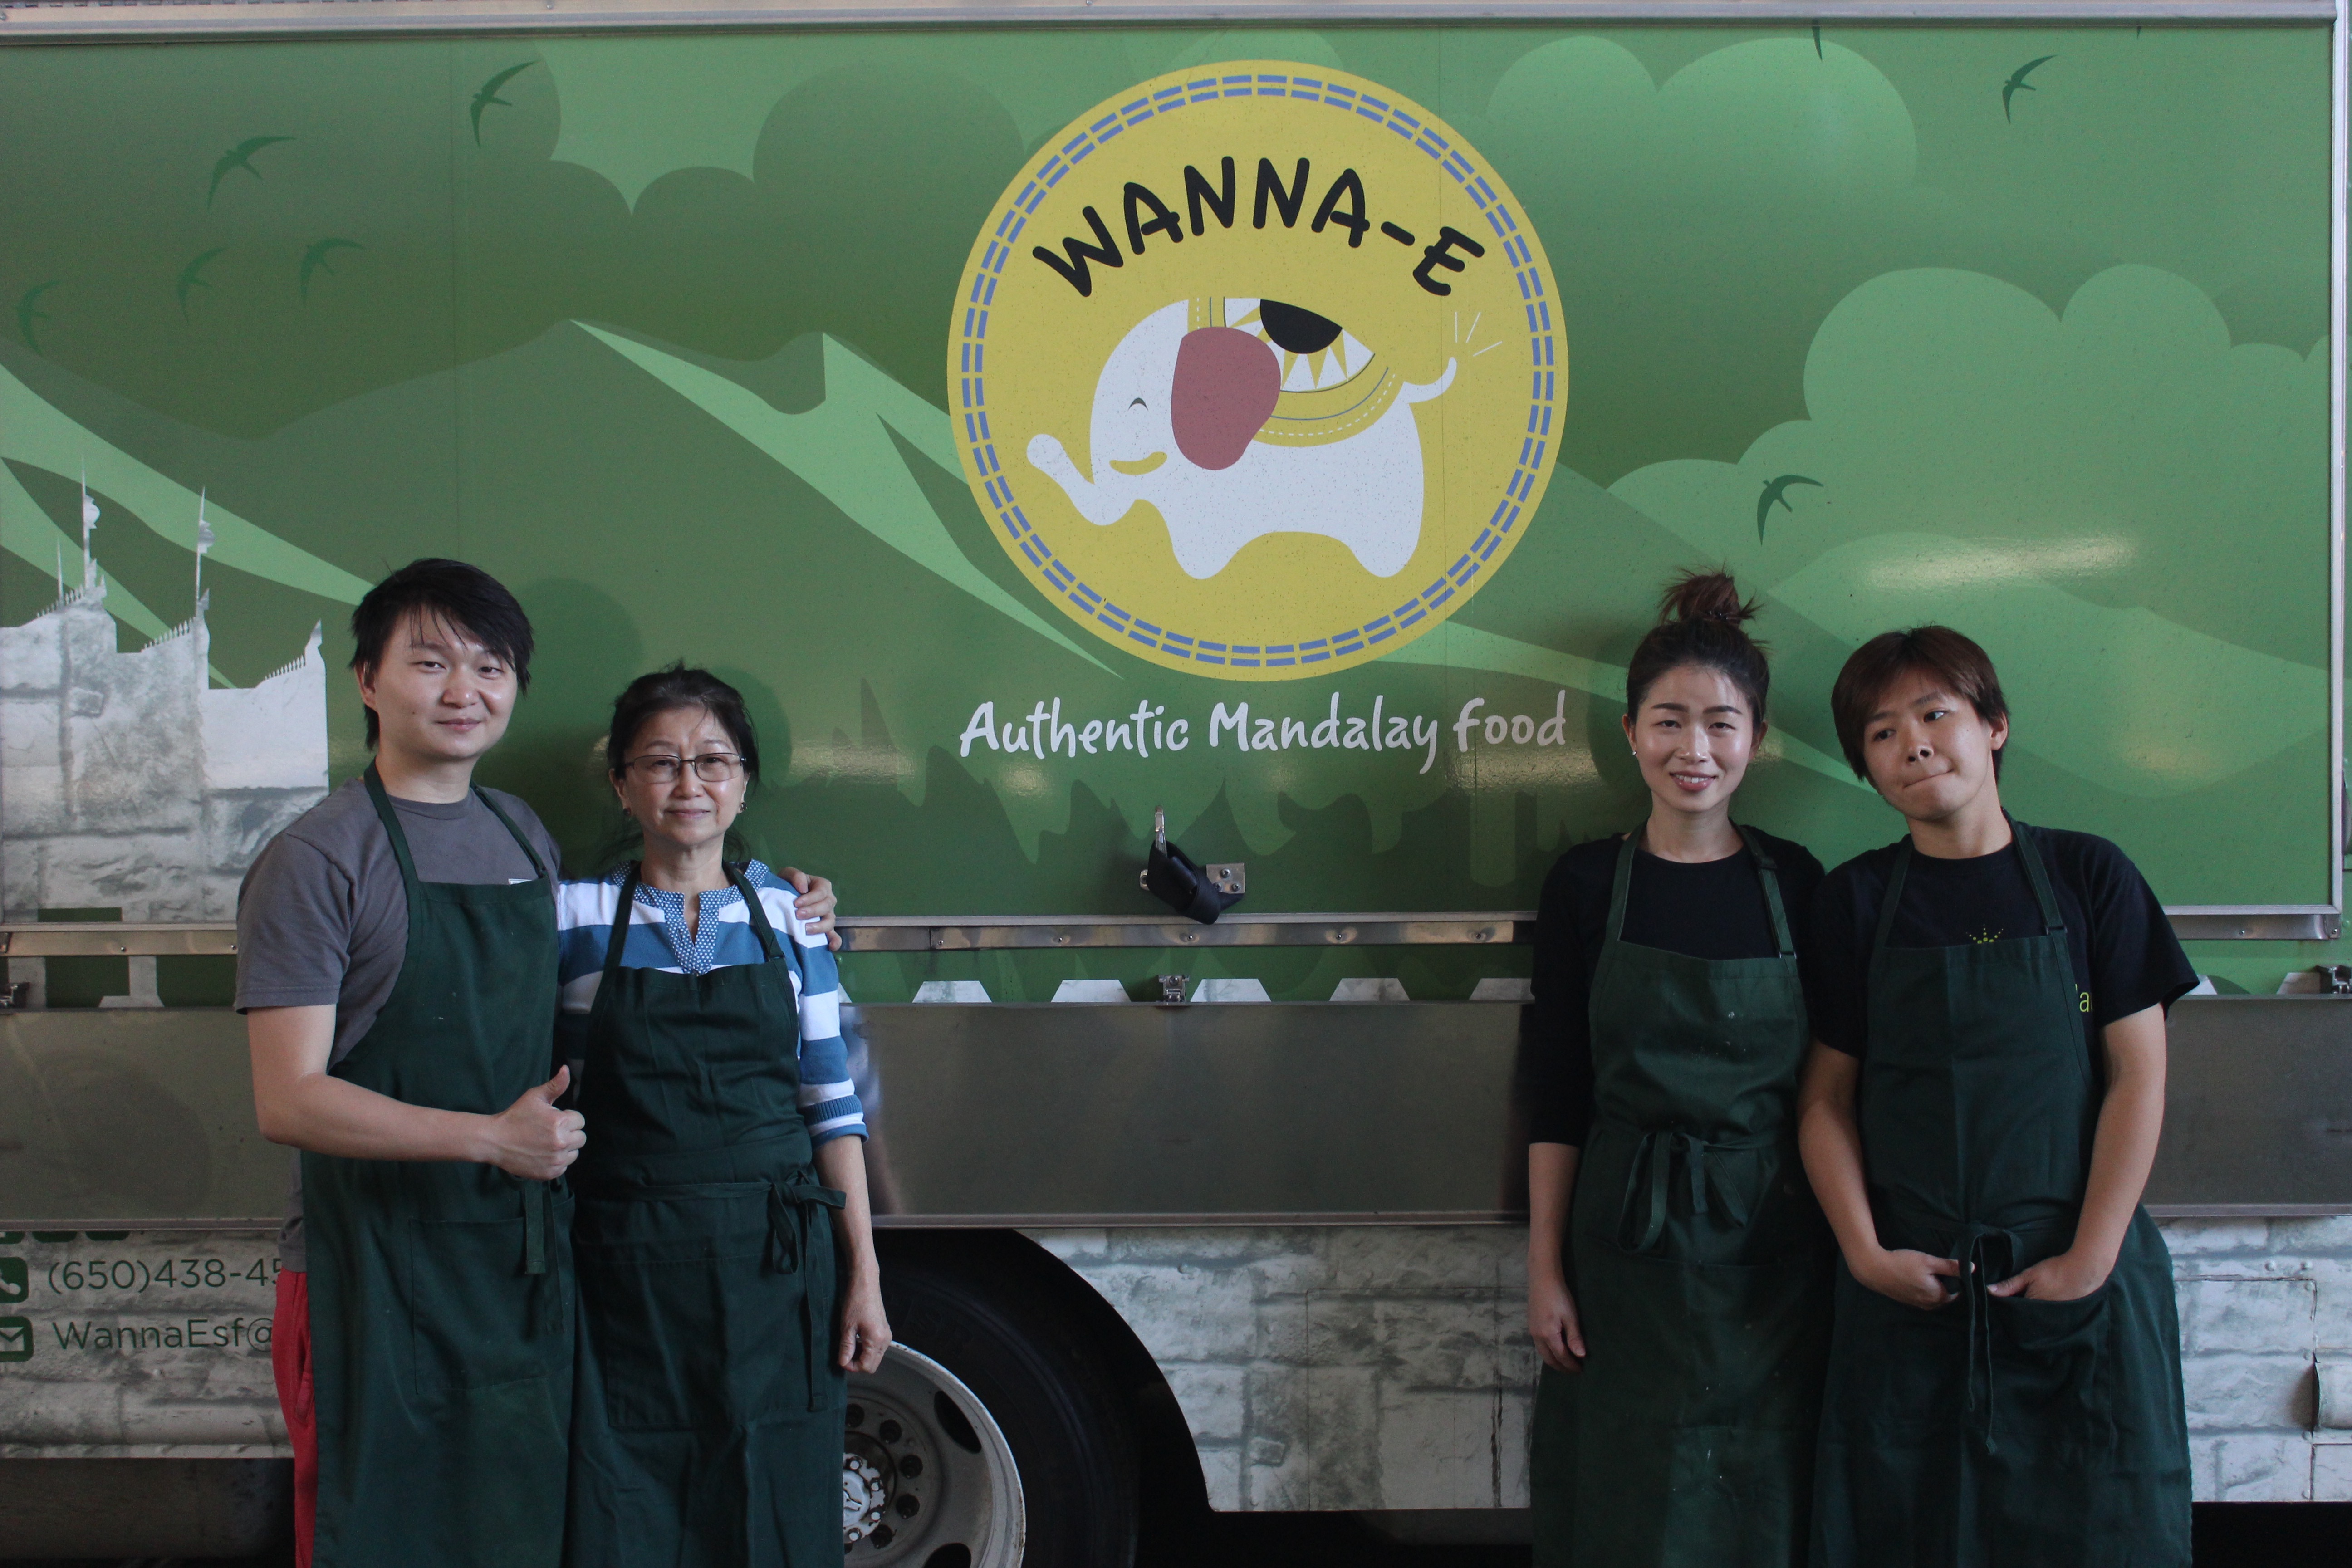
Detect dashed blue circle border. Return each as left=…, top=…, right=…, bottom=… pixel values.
left=953, top=67, right=1560, bottom=672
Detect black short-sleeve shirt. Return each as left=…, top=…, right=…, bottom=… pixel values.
left=1809, top=824, right=2197, bottom=1063
left=1520, top=827, right=1825, bottom=1148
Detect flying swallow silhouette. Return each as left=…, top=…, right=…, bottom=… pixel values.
left=15, top=280, right=59, bottom=353
left=299, top=238, right=364, bottom=303
left=208, top=136, right=294, bottom=206
left=471, top=63, right=535, bottom=144
left=177, top=248, right=228, bottom=320
left=1756, top=474, right=1823, bottom=540
left=2003, top=56, right=2057, bottom=122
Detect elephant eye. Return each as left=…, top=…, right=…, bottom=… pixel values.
left=1129, top=397, right=1148, bottom=408
left=1258, top=299, right=1343, bottom=355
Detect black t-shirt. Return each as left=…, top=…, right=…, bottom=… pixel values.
left=1809, top=825, right=2198, bottom=1063
left=1520, top=827, right=1825, bottom=1148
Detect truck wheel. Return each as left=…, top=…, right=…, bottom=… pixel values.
left=856, top=1236, right=1140, bottom=1568
left=844, top=1344, right=1023, bottom=1566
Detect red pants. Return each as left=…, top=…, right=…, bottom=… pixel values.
left=273, top=1269, right=317, bottom=1568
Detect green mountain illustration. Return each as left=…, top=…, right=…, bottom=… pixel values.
left=0, top=355, right=372, bottom=610
left=575, top=323, right=1113, bottom=676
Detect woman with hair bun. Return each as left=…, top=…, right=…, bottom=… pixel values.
left=557, top=665, right=890, bottom=1568
left=1523, top=570, right=1833, bottom=1566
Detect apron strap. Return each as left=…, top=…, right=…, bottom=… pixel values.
left=727, top=865, right=789, bottom=963
left=1733, top=825, right=1796, bottom=959
left=360, top=764, right=424, bottom=907
left=1612, top=827, right=1793, bottom=959
left=602, top=869, right=643, bottom=975
left=1874, top=821, right=2062, bottom=957
left=766, top=1177, right=848, bottom=1411
left=2007, top=817, right=2066, bottom=936
left=473, top=787, right=549, bottom=882
left=363, top=764, right=552, bottom=923
left=520, top=1176, right=564, bottom=1334
left=1872, top=840, right=1914, bottom=959
left=1604, top=832, right=1640, bottom=944
left=523, top=1176, right=548, bottom=1275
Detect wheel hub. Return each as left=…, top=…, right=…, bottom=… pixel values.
left=842, top=1450, right=886, bottom=1544
left=840, top=1345, right=1025, bottom=1565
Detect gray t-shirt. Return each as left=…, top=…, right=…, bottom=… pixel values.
left=235, top=775, right=563, bottom=1270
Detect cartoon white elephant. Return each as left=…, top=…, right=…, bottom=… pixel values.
left=1024, top=298, right=1457, bottom=579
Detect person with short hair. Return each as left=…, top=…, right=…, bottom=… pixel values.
left=559, top=665, right=887, bottom=1568
left=1523, top=571, right=1833, bottom=1566
left=240, top=565, right=833, bottom=1568
left=1798, top=625, right=2194, bottom=1567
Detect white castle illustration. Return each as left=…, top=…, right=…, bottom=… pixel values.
left=0, top=490, right=328, bottom=958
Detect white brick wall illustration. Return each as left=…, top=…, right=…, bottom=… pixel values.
left=0, top=587, right=326, bottom=923
left=1028, top=1227, right=1534, bottom=1512
left=1032, top=1219, right=2352, bottom=1511
left=2168, top=1216, right=2352, bottom=1502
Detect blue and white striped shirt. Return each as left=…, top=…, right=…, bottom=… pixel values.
left=555, top=861, right=864, bottom=1144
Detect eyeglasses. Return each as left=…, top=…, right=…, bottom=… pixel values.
left=622, top=753, right=747, bottom=784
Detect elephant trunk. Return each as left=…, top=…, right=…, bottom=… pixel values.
left=1025, top=431, right=1141, bottom=528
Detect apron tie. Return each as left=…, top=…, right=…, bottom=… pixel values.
left=1617, top=1129, right=1764, bottom=1254
left=765, top=1177, right=847, bottom=1412
left=1957, top=1225, right=2015, bottom=1457
left=524, top=1179, right=549, bottom=1276
left=521, top=1178, right=565, bottom=1336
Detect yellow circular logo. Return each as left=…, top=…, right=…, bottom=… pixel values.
left=951, top=63, right=1563, bottom=680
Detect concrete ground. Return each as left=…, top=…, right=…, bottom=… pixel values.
left=8, top=1501, right=2346, bottom=1564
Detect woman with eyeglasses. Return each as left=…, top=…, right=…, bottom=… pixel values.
left=556, top=665, right=888, bottom=1568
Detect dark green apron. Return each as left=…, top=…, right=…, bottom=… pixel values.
left=564, top=865, right=847, bottom=1568
left=1812, top=822, right=2190, bottom=1568
left=1531, top=829, right=1832, bottom=1567
left=303, top=766, right=571, bottom=1568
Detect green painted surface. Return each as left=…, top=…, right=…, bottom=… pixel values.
left=0, top=23, right=2335, bottom=998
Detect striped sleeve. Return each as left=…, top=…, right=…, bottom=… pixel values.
left=744, top=865, right=864, bottom=1145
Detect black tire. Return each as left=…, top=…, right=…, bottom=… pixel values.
left=877, top=1232, right=1140, bottom=1568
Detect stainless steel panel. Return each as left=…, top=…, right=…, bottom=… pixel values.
left=1, top=905, right=2316, bottom=954
left=0, top=924, right=239, bottom=958
left=5, top=996, right=2348, bottom=1227
left=836, top=911, right=1528, bottom=952
left=0, top=1010, right=285, bottom=1230
left=2164, top=910, right=2342, bottom=941
left=857, top=1003, right=1524, bottom=1223
left=2144, top=996, right=2352, bottom=1215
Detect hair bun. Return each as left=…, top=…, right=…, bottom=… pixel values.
left=1659, top=568, right=1759, bottom=628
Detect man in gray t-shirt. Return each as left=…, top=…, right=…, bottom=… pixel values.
left=239, top=559, right=590, bottom=1568
left=237, top=779, right=564, bottom=1270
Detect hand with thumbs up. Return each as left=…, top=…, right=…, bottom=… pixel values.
left=479, top=1066, right=587, bottom=1181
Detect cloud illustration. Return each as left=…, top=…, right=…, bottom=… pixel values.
left=1475, top=32, right=2329, bottom=485
left=1610, top=263, right=2329, bottom=799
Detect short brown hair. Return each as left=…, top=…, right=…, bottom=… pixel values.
left=1829, top=625, right=2009, bottom=780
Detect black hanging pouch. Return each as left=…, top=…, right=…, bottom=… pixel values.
left=1142, top=836, right=1242, bottom=925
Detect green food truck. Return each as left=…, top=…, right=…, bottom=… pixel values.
left=3, top=0, right=2351, bottom=1558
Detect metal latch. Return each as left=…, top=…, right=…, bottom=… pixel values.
left=2278, top=965, right=2352, bottom=995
